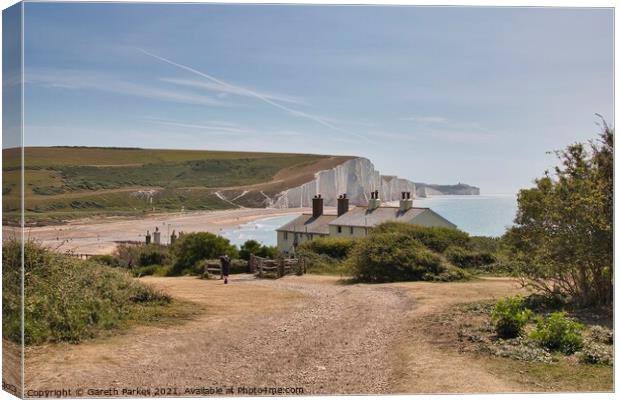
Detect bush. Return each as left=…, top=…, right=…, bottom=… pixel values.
left=348, top=232, right=444, bottom=283
left=423, top=264, right=471, bottom=282
left=113, top=243, right=169, bottom=268
left=502, top=127, right=613, bottom=307
left=468, top=236, right=501, bottom=253
left=491, top=296, right=533, bottom=339
left=529, top=312, right=585, bottom=354
left=297, top=237, right=356, bottom=259
left=445, top=246, right=496, bottom=268
left=373, top=222, right=469, bottom=253
left=522, top=292, right=567, bottom=312
left=170, top=232, right=238, bottom=275
left=239, top=240, right=278, bottom=261
left=2, top=239, right=171, bottom=345
left=89, top=254, right=120, bottom=267
left=296, top=250, right=349, bottom=275
left=131, top=264, right=171, bottom=277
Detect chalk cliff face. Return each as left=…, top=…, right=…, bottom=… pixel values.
left=414, top=183, right=481, bottom=197
left=272, top=157, right=416, bottom=208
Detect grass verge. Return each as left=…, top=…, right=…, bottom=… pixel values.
left=2, top=238, right=199, bottom=345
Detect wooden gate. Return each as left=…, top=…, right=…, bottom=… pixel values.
left=202, top=261, right=223, bottom=279
left=249, top=255, right=305, bottom=279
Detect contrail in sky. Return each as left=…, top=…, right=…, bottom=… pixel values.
left=137, top=48, right=365, bottom=140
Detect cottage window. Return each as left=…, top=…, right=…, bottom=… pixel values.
left=284, top=232, right=288, bottom=240
left=337, top=226, right=342, bottom=233
left=350, top=226, right=354, bottom=235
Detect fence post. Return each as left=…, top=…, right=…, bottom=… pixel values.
left=259, top=261, right=264, bottom=278
left=296, top=258, right=303, bottom=276
left=250, top=254, right=255, bottom=273
left=278, top=258, right=285, bottom=278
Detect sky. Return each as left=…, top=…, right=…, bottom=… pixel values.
left=11, top=3, right=615, bottom=194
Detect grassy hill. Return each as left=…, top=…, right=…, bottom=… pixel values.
left=2, top=147, right=354, bottom=224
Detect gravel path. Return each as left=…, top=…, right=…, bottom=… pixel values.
left=25, top=275, right=416, bottom=395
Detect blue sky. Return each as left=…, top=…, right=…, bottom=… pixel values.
left=18, top=3, right=613, bottom=194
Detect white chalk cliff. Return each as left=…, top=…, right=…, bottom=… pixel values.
left=272, top=157, right=416, bottom=208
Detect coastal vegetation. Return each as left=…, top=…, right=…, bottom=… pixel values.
left=2, top=146, right=348, bottom=224
left=296, top=237, right=356, bottom=275
left=2, top=238, right=185, bottom=345
left=100, top=235, right=277, bottom=278
left=239, top=239, right=278, bottom=260
left=503, top=125, right=613, bottom=307
left=296, top=224, right=497, bottom=281
left=418, top=125, right=615, bottom=387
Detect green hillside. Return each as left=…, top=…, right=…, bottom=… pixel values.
left=2, top=147, right=353, bottom=225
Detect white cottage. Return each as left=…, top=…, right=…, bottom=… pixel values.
left=276, top=191, right=457, bottom=254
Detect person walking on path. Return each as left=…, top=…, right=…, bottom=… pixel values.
left=220, top=254, right=231, bottom=284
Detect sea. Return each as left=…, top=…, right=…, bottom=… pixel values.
left=221, top=195, right=518, bottom=247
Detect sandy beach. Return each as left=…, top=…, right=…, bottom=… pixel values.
left=6, top=208, right=317, bottom=255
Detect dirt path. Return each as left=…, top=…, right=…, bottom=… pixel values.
left=24, top=276, right=525, bottom=395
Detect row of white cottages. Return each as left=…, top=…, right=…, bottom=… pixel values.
left=276, top=191, right=457, bottom=254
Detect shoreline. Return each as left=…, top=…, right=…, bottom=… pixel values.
left=6, top=208, right=315, bottom=255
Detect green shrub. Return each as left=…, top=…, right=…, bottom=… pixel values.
left=529, top=312, right=585, bottom=354
left=468, top=236, right=501, bottom=253
left=132, top=264, right=171, bottom=277
left=89, top=254, right=120, bottom=267
left=491, top=296, right=533, bottom=339
left=2, top=239, right=171, bottom=345
left=297, top=236, right=356, bottom=259
left=170, top=232, right=238, bottom=275
left=137, top=246, right=168, bottom=266
left=113, top=243, right=169, bottom=268
left=423, top=264, right=471, bottom=282
left=445, top=246, right=496, bottom=268
left=239, top=240, right=278, bottom=261
left=373, top=222, right=469, bottom=253
left=348, top=232, right=444, bottom=283
left=231, top=259, right=249, bottom=274
left=296, top=250, right=350, bottom=275
left=522, top=292, right=567, bottom=311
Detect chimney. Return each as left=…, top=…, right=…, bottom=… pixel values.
left=337, top=194, right=349, bottom=216
left=312, top=194, right=324, bottom=218
left=368, top=190, right=381, bottom=211
left=400, top=191, right=413, bottom=212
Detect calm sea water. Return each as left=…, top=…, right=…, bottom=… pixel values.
left=221, top=195, right=518, bottom=247
left=221, top=215, right=298, bottom=247
left=411, top=195, right=518, bottom=237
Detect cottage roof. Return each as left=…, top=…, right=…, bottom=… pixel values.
left=276, top=213, right=337, bottom=235
left=328, top=206, right=431, bottom=228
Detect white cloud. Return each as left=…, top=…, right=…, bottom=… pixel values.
left=161, top=77, right=307, bottom=106
left=143, top=118, right=253, bottom=135
left=137, top=48, right=369, bottom=141
left=26, top=69, right=226, bottom=107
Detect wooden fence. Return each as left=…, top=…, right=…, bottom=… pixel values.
left=68, top=253, right=96, bottom=260
left=202, top=261, right=223, bottom=279
left=249, top=255, right=305, bottom=279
